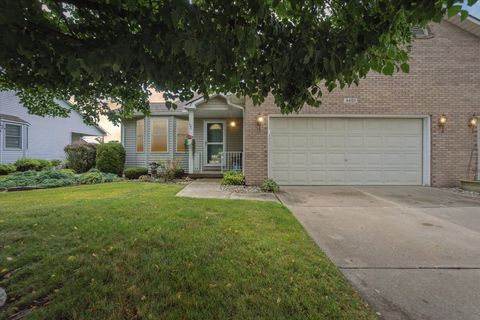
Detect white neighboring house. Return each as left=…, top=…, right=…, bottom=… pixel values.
left=0, top=91, right=107, bottom=164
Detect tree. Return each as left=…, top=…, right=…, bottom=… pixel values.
left=0, top=0, right=476, bottom=124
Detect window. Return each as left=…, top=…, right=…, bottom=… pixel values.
left=176, top=119, right=189, bottom=152
left=136, top=118, right=144, bottom=152
left=151, top=118, right=168, bottom=152
left=5, top=124, right=22, bottom=149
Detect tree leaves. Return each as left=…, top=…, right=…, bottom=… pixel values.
left=0, top=0, right=468, bottom=123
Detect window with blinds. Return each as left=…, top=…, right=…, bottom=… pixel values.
left=5, top=124, right=22, bottom=149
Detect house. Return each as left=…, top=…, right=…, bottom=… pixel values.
left=0, top=91, right=107, bottom=164
left=122, top=16, right=480, bottom=187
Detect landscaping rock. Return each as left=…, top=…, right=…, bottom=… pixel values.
left=0, top=287, right=7, bottom=307
left=443, top=187, right=480, bottom=198
left=220, top=184, right=262, bottom=193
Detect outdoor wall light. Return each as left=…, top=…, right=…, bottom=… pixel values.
left=230, top=120, right=236, bottom=128
left=256, top=114, right=265, bottom=129
left=468, top=114, right=477, bottom=131
left=438, top=113, right=447, bottom=132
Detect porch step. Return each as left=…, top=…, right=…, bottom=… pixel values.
left=189, top=173, right=223, bottom=179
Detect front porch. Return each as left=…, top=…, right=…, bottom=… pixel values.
left=185, top=95, right=244, bottom=175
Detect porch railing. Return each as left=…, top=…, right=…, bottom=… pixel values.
left=193, top=151, right=203, bottom=173
left=221, top=151, right=243, bottom=172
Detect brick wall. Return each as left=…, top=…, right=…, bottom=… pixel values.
left=244, top=20, right=480, bottom=187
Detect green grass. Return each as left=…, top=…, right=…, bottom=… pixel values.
left=0, top=183, right=373, bottom=319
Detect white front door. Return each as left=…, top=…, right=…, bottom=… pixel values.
left=204, top=120, right=226, bottom=166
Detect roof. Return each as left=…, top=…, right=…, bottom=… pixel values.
left=447, top=14, right=480, bottom=38
left=0, top=113, right=30, bottom=125
left=61, top=100, right=107, bottom=135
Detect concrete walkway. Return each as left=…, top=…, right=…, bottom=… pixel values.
left=176, top=179, right=279, bottom=202
left=277, top=186, right=480, bottom=320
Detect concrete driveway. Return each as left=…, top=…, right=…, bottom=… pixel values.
left=277, top=186, right=480, bottom=320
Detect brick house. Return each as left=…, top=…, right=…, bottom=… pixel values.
left=122, top=16, right=480, bottom=187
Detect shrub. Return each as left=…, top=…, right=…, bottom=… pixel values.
left=261, top=178, right=279, bottom=193
left=157, top=160, right=183, bottom=181
left=124, top=167, right=148, bottom=180
left=79, top=169, right=122, bottom=185
left=138, top=175, right=151, bottom=181
left=64, top=143, right=97, bottom=173
left=79, top=169, right=105, bottom=185
left=0, top=170, right=78, bottom=189
left=222, top=170, right=245, bottom=185
left=96, top=142, right=126, bottom=176
left=0, top=165, right=16, bottom=175
left=37, top=159, right=53, bottom=171
left=58, top=169, right=76, bottom=175
left=50, top=159, right=62, bottom=167
left=14, top=158, right=53, bottom=171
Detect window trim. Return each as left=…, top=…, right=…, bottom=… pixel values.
left=150, top=117, right=169, bottom=154
left=136, top=118, right=145, bottom=153
left=4, top=123, right=23, bottom=150
left=175, top=118, right=189, bottom=153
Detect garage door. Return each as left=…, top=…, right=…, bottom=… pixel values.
left=269, top=117, right=423, bottom=185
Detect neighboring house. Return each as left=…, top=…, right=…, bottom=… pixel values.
left=0, top=91, right=107, bottom=164
left=122, top=16, right=480, bottom=187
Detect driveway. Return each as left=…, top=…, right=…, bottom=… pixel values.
left=277, top=186, right=480, bottom=320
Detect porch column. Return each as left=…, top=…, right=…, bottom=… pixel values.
left=188, top=109, right=195, bottom=174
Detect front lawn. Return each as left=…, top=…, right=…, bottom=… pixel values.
left=0, top=183, right=373, bottom=319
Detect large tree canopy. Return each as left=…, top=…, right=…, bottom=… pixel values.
left=0, top=0, right=476, bottom=124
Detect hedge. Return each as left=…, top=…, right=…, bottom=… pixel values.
left=124, top=167, right=148, bottom=180
left=96, top=142, right=125, bottom=176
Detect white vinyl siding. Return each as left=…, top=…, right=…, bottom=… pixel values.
left=269, top=117, right=423, bottom=185
left=124, top=116, right=189, bottom=172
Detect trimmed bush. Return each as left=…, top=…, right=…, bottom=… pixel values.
left=260, top=178, right=279, bottom=193
left=96, top=142, right=126, bottom=176
left=221, top=170, right=245, bottom=185
left=50, top=159, right=62, bottom=167
left=37, top=159, right=53, bottom=171
left=124, top=167, right=148, bottom=180
left=14, top=158, right=53, bottom=171
left=64, top=143, right=97, bottom=173
left=79, top=169, right=122, bottom=185
left=0, top=165, right=16, bottom=175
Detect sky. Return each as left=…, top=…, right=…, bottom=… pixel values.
left=464, top=2, right=480, bottom=18
left=99, top=2, right=480, bottom=142
left=99, top=89, right=165, bottom=142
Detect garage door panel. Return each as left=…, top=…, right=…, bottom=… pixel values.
left=291, top=153, right=308, bottom=165
left=270, top=152, right=289, bottom=166
left=269, top=118, right=423, bottom=185
left=309, top=136, right=326, bottom=147
left=291, top=119, right=309, bottom=131
left=346, top=136, right=364, bottom=147
left=310, top=152, right=327, bottom=165
left=290, top=136, right=308, bottom=148
left=328, top=136, right=346, bottom=148
left=271, top=135, right=290, bottom=149
left=327, top=153, right=346, bottom=165
left=327, top=171, right=347, bottom=184
left=309, top=119, right=327, bottom=131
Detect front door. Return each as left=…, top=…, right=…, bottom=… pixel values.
left=204, top=120, right=225, bottom=166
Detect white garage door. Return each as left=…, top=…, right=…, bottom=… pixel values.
left=269, top=117, right=423, bottom=185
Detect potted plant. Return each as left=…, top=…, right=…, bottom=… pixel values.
left=184, top=134, right=195, bottom=156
